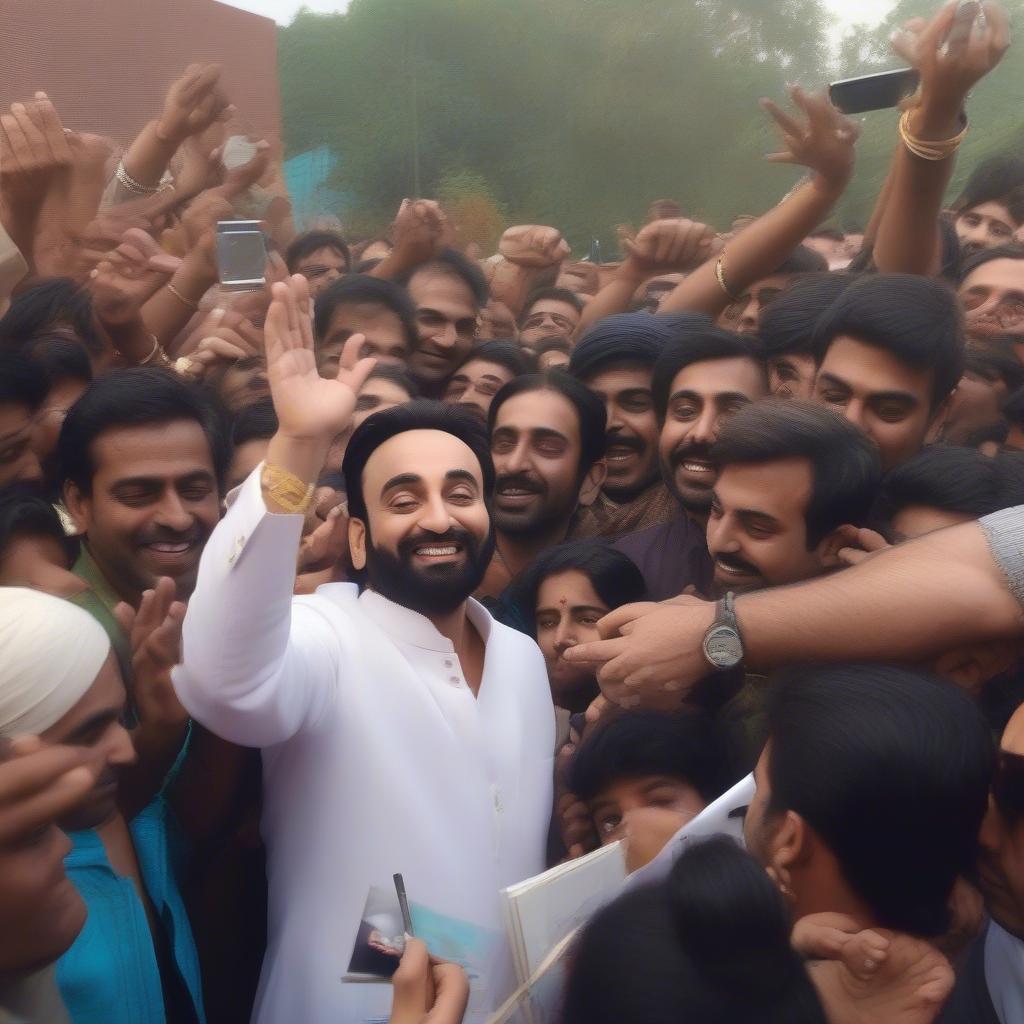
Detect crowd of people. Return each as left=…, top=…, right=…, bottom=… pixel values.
left=6, top=1, right=1024, bottom=1022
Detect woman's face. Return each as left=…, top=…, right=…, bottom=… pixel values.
left=535, top=569, right=609, bottom=707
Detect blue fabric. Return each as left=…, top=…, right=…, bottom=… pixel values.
left=57, top=797, right=205, bottom=1024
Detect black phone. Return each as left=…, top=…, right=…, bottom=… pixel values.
left=828, top=68, right=920, bottom=114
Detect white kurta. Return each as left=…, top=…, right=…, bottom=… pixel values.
left=173, top=468, right=555, bottom=1024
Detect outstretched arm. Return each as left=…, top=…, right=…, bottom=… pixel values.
left=173, top=275, right=375, bottom=746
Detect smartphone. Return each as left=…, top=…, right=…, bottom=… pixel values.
left=829, top=68, right=920, bottom=114
left=215, top=220, right=267, bottom=291
left=222, top=135, right=259, bottom=171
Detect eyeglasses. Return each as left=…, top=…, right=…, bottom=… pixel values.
left=523, top=311, right=576, bottom=333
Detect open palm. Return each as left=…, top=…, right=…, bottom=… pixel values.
left=265, top=274, right=376, bottom=442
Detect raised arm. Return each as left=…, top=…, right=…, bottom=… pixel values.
left=873, top=1, right=1010, bottom=275
left=173, top=274, right=375, bottom=746
left=565, top=510, right=1024, bottom=711
left=661, top=87, right=858, bottom=318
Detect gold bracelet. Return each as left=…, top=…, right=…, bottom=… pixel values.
left=139, top=334, right=170, bottom=367
left=261, top=462, right=315, bottom=515
left=898, top=109, right=969, bottom=162
left=714, top=252, right=741, bottom=301
left=167, top=282, right=199, bottom=311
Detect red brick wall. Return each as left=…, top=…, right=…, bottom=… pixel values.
left=0, top=0, right=282, bottom=147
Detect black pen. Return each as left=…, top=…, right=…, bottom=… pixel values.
left=394, top=873, right=414, bottom=937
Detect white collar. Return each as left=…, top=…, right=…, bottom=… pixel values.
left=357, top=588, right=493, bottom=653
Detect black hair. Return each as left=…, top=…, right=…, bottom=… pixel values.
left=957, top=242, right=1024, bottom=284
left=0, top=278, right=104, bottom=356
left=995, top=451, right=1024, bottom=507
left=454, top=341, right=532, bottom=379
left=1004, top=384, right=1024, bottom=428
left=953, top=153, right=1024, bottom=216
left=759, top=274, right=856, bottom=358
left=15, top=335, right=93, bottom=387
left=364, top=363, right=420, bottom=398
left=532, top=336, right=573, bottom=360
left=0, top=485, right=78, bottom=566
left=0, top=349, right=48, bottom=412
left=354, top=257, right=384, bottom=274
left=875, top=445, right=1005, bottom=531
left=284, top=229, right=351, bottom=273
left=570, top=311, right=686, bottom=380
left=965, top=345, right=1024, bottom=395
left=811, top=273, right=965, bottom=407
left=568, top=708, right=727, bottom=804
left=766, top=663, right=994, bottom=937
left=711, top=400, right=881, bottom=547
left=651, top=320, right=766, bottom=421
left=488, top=371, right=607, bottom=479
left=230, top=397, right=278, bottom=449
left=397, top=247, right=489, bottom=308
left=562, top=837, right=829, bottom=1024
left=503, top=539, right=646, bottom=638
left=342, top=399, right=493, bottom=524
left=520, top=286, right=585, bottom=324
left=58, top=368, right=231, bottom=495
left=313, top=273, right=418, bottom=353
left=772, top=244, right=828, bottom=276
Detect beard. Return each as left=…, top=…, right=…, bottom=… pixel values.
left=492, top=471, right=576, bottom=537
left=364, top=524, right=495, bottom=616
left=662, top=440, right=716, bottom=516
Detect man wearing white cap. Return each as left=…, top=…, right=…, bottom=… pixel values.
left=0, top=587, right=205, bottom=1024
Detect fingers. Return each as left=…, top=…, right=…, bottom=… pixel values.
left=263, top=281, right=291, bottom=366
left=561, top=635, right=626, bottom=665
left=982, top=2, right=1012, bottom=54
left=33, top=93, right=72, bottom=163
left=760, top=97, right=804, bottom=141
left=113, top=600, right=136, bottom=638
left=0, top=745, right=98, bottom=843
left=389, top=938, right=431, bottom=1023
left=597, top=601, right=656, bottom=639
left=426, top=961, right=470, bottom=1023
left=585, top=694, right=612, bottom=724
left=944, top=0, right=980, bottom=58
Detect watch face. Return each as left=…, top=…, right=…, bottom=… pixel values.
left=703, top=624, right=743, bottom=669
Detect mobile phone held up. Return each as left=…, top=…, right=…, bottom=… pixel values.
left=215, top=220, right=267, bottom=292
left=829, top=68, right=920, bottom=115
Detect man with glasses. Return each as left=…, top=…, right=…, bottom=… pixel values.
left=518, top=287, right=584, bottom=351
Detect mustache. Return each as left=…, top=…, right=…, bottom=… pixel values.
left=396, top=527, right=477, bottom=560
left=715, top=551, right=761, bottom=576
left=605, top=433, right=645, bottom=453
left=671, top=442, right=714, bottom=466
left=494, top=472, right=546, bottom=495
left=136, top=526, right=204, bottom=546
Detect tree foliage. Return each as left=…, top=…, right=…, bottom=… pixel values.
left=278, top=0, right=1024, bottom=248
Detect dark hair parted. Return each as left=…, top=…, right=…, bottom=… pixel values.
left=488, top=371, right=607, bottom=479
left=0, top=485, right=79, bottom=566
left=520, top=286, right=584, bottom=324
left=342, top=400, right=493, bottom=524
left=562, top=837, right=829, bottom=1024
left=455, top=341, right=533, bottom=379
left=568, top=707, right=727, bottom=805
left=711, top=400, right=881, bottom=547
left=397, top=247, right=489, bottom=308
left=313, top=273, right=418, bottom=353
left=570, top=311, right=691, bottom=380
left=811, top=273, right=965, bottom=407
left=0, top=350, right=48, bottom=412
left=230, top=397, right=278, bottom=448
left=759, top=274, right=856, bottom=358
left=285, top=229, right=351, bottom=274
left=765, top=663, right=994, bottom=937
left=651, top=320, right=766, bottom=422
left=953, top=153, right=1024, bottom=217
left=0, top=278, right=105, bottom=357
left=58, top=368, right=231, bottom=495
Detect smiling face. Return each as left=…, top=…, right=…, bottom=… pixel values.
left=490, top=389, right=587, bottom=537
left=814, top=336, right=937, bottom=471
left=658, top=357, right=766, bottom=519
left=406, top=270, right=479, bottom=385
left=39, top=653, right=137, bottom=831
left=64, top=420, right=220, bottom=605
left=583, top=363, right=660, bottom=502
left=534, top=569, right=606, bottom=709
left=519, top=299, right=581, bottom=348
left=350, top=429, right=493, bottom=616
left=706, top=458, right=827, bottom=595
left=443, top=359, right=517, bottom=422
left=960, top=258, right=1024, bottom=340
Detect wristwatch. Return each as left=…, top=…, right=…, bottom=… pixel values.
left=702, top=592, right=745, bottom=670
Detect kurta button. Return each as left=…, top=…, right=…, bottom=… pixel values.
left=449, top=676, right=460, bottom=685
left=444, top=659, right=453, bottom=668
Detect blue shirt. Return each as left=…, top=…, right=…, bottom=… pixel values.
left=57, top=797, right=205, bottom=1024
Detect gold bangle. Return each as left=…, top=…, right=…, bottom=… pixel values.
left=167, top=282, right=199, bottom=311
left=715, top=252, right=740, bottom=301
left=898, top=109, right=968, bottom=162
left=261, top=462, right=315, bottom=515
left=139, top=334, right=170, bottom=367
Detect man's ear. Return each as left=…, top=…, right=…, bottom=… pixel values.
left=348, top=517, right=367, bottom=571
left=771, top=810, right=812, bottom=876
left=62, top=481, right=90, bottom=535
left=934, top=640, right=1020, bottom=697
left=577, top=460, right=607, bottom=508
left=928, top=390, right=955, bottom=439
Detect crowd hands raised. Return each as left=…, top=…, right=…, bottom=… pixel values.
left=5, top=2, right=1024, bottom=1022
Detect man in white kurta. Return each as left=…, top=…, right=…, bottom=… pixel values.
left=172, top=277, right=555, bottom=1024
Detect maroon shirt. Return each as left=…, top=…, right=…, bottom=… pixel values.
left=613, top=508, right=713, bottom=602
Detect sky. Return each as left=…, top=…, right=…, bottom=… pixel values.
left=222, top=0, right=897, bottom=39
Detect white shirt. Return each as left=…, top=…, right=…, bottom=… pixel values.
left=173, top=468, right=555, bottom=1024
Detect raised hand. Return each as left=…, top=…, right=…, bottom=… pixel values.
left=892, top=1, right=1010, bottom=112
left=88, top=228, right=181, bottom=325
left=388, top=938, right=470, bottom=1024
left=390, top=199, right=451, bottom=268
left=761, top=86, right=860, bottom=191
left=156, top=64, right=232, bottom=146
left=0, top=93, right=72, bottom=208
left=618, top=218, right=715, bottom=276
left=265, top=273, right=376, bottom=443
left=499, top=224, right=570, bottom=268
